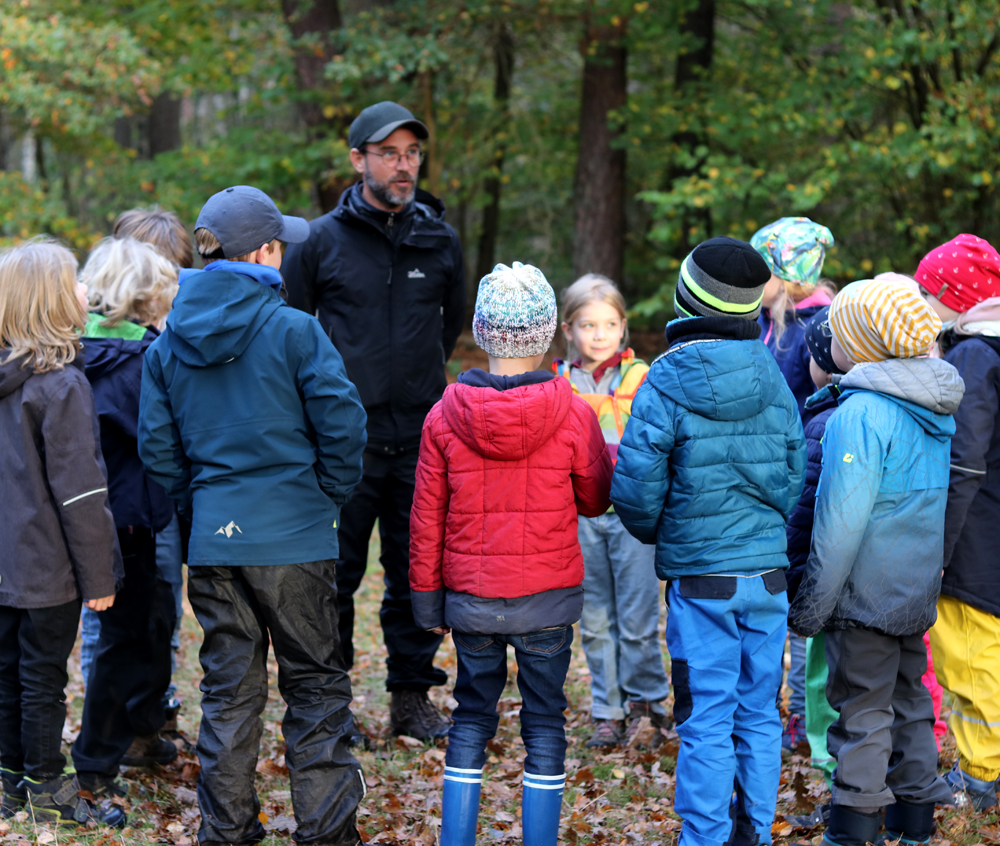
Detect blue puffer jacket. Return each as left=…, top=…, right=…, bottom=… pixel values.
left=784, top=385, right=840, bottom=600
left=138, top=263, right=368, bottom=566
left=789, top=357, right=965, bottom=637
left=611, top=316, right=807, bottom=580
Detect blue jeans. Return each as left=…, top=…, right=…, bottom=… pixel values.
left=667, top=572, right=788, bottom=846
left=447, top=627, right=573, bottom=776
left=579, top=513, right=670, bottom=720
left=80, top=606, right=101, bottom=686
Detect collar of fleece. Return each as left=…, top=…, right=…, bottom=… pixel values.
left=666, top=315, right=762, bottom=348
left=204, top=260, right=284, bottom=292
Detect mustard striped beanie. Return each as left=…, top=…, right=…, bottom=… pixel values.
left=828, top=278, right=942, bottom=363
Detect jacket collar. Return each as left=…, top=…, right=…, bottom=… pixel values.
left=666, top=316, right=761, bottom=349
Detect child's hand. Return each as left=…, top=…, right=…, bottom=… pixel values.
left=85, top=594, right=116, bottom=612
left=429, top=626, right=451, bottom=636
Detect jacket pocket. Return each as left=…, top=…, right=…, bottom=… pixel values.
left=678, top=576, right=736, bottom=600
left=672, top=658, right=692, bottom=725
left=762, top=569, right=788, bottom=595
left=521, top=627, right=568, bottom=655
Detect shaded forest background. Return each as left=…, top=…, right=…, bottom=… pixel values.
left=2, top=0, right=1000, bottom=327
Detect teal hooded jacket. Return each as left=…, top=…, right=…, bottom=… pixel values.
left=789, top=357, right=964, bottom=637
left=138, top=264, right=367, bottom=566
left=611, top=317, right=807, bottom=580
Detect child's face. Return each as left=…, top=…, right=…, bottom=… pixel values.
left=561, top=300, right=626, bottom=371
left=809, top=355, right=832, bottom=390
left=830, top=335, right=855, bottom=373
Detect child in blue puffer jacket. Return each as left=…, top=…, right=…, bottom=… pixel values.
left=612, top=237, right=807, bottom=846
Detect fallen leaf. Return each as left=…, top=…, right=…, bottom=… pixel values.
left=612, top=769, right=625, bottom=779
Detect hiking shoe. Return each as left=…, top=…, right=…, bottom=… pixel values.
left=786, top=802, right=830, bottom=830
left=77, top=771, right=128, bottom=800
left=161, top=698, right=195, bottom=753
left=346, top=715, right=372, bottom=750
left=24, top=773, right=127, bottom=828
left=121, top=732, right=178, bottom=767
left=781, top=713, right=806, bottom=757
left=624, top=702, right=670, bottom=749
left=389, top=690, right=451, bottom=741
left=945, top=761, right=998, bottom=811
left=0, top=768, right=25, bottom=818
left=585, top=718, right=624, bottom=749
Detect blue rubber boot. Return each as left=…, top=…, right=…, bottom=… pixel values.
left=522, top=772, right=565, bottom=846
left=441, top=766, right=482, bottom=846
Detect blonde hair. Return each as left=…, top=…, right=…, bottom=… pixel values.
left=0, top=237, right=85, bottom=373
left=113, top=206, right=193, bottom=269
left=82, top=237, right=178, bottom=328
left=561, top=273, right=630, bottom=356
left=769, top=278, right=838, bottom=347
left=194, top=228, right=279, bottom=263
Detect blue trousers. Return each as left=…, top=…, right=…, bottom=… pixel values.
left=667, top=572, right=788, bottom=846
left=446, top=627, right=573, bottom=776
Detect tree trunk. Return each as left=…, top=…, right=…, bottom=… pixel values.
left=148, top=92, right=182, bottom=157
left=572, top=21, right=627, bottom=282
left=475, top=24, right=514, bottom=285
left=280, top=0, right=347, bottom=212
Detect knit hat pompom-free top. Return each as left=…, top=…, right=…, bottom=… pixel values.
left=916, top=233, right=1000, bottom=313
left=829, top=277, right=942, bottom=364
left=674, top=236, right=772, bottom=320
left=473, top=261, right=557, bottom=358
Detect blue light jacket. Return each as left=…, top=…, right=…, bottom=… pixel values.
left=611, top=317, right=807, bottom=580
left=138, top=265, right=367, bottom=566
left=789, top=357, right=965, bottom=637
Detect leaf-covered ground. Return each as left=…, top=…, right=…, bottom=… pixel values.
left=3, top=535, right=997, bottom=845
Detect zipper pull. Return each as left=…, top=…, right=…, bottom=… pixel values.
left=387, top=213, right=394, bottom=230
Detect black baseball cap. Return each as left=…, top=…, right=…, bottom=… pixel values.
left=348, top=101, right=429, bottom=150
left=195, top=186, right=309, bottom=259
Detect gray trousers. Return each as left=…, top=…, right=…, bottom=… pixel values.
left=825, top=628, right=952, bottom=808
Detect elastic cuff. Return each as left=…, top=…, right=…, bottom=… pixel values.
left=961, top=759, right=1000, bottom=784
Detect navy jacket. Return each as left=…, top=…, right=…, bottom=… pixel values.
left=759, top=295, right=832, bottom=415
left=784, top=385, right=840, bottom=600
left=83, top=315, right=173, bottom=532
left=138, top=264, right=368, bottom=566
left=282, top=183, right=466, bottom=451
left=611, top=316, right=806, bottom=580
left=789, top=357, right=964, bottom=638
left=941, top=334, right=1000, bottom=617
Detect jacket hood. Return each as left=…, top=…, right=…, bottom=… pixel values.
left=165, top=268, right=283, bottom=367
left=0, top=352, right=33, bottom=398
left=442, top=374, right=573, bottom=460
left=82, top=316, right=156, bottom=380
left=647, top=337, right=782, bottom=421
left=840, top=357, right=965, bottom=431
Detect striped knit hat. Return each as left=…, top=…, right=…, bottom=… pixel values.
left=674, top=237, right=771, bottom=320
left=828, top=278, right=942, bottom=363
left=473, top=261, right=557, bottom=358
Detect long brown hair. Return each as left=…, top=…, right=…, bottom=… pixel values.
left=0, top=237, right=85, bottom=373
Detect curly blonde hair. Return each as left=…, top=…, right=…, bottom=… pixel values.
left=82, top=237, right=178, bottom=328
left=0, top=237, right=86, bottom=373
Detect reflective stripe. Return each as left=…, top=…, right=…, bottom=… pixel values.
left=62, top=487, right=107, bottom=507
left=953, top=710, right=1000, bottom=728
left=523, top=772, right=565, bottom=780
left=523, top=782, right=565, bottom=790
left=358, top=769, right=367, bottom=798
left=444, top=767, right=483, bottom=775
left=950, top=463, right=987, bottom=475
left=443, top=775, right=482, bottom=784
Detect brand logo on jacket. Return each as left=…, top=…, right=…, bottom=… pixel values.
left=843, top=453, right=855, bottom=463
left=215, top=521, right=242, bottom=538
left=407, top=268, right=426, bottom=278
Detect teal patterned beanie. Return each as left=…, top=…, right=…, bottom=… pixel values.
left=750, top=217, right=834, bottom=285
left=473, top=262, right=557, bottom=358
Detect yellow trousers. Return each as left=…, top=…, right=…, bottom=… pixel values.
left=929, top=594, right=1000, bottom=782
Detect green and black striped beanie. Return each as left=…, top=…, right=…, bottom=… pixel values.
left=674, top=237, right=771, bottom=321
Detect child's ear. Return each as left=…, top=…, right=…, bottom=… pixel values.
left=560, top=321, right=571, bottom=340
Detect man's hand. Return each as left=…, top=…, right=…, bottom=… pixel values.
left=85, top=594, right=115, bottom=612
left=429, top=626, right=451, bottom=636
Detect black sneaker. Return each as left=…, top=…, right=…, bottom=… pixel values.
left=161, top=698, right=196, bottom=753
left=121, top=732, right=178, bottom=767
left=77, top=771, right=129, bottom=800
left=389, top=690, right=451, bottom=741
left=23, top=773, right=127, bottom=828
left=0, top=768, right=25, bottom=818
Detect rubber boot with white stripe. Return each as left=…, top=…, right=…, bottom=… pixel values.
left=441, top=766, right=482, bottom=846
left=522, top=772, right=564, bottom=846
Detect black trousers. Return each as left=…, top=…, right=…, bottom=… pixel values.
left=73, top=527, right=176, bottom=775
left=188, top=561, right=364, bottom=846
left=335, top=450, right=446, bottom=692
left=0, top=599, right=81, bottom=781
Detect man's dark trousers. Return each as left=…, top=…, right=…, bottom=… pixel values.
left=188, top=560, right=364, bottom=846
left=336, top=449, right=446, bottom=691
left=73, top=527, right=175, bottom=775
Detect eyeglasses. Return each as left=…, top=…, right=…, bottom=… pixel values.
left=363, top=149, right=424, bottom=167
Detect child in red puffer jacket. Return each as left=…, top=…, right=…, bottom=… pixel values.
left=410, top=262, right=612, bottom=846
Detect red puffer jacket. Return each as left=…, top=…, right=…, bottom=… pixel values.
left=410, top=374, right=612, bottom=627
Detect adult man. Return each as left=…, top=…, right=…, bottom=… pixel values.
left=284, top=101, right=465, bottom=742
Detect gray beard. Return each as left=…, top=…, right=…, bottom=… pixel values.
left=365, top=171, right=415, bottom=208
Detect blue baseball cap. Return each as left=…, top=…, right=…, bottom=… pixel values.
left=195, top=186, right=309, bottom=259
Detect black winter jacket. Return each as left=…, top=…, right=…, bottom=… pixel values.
left=0, top=352, right=122, bottom=607
left=784, top=385, right=840, bottom=601
left=283, top=184, right=466, bottom=450
left=83, top=315, right=174, bottom=532
left=941, top=334, right=1000, bottom=617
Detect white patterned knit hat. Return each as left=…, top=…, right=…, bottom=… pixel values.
left=472, top=262, right=557, bottom=358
